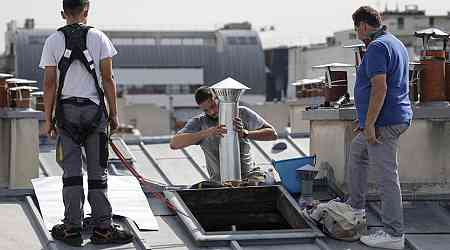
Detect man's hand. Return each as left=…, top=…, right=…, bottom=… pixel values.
left=109, top=114, right=119, bottom=132
left=208, top=124, right=227, bottom=137
left=353, top=119, right=360, bottom=133
left=364, top=124, right=381, bottom=145
left=44, top=119, right=56, bottom=138
left=233, top=117, right=248, bottom=138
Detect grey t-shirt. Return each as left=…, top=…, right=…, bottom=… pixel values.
left=178, top=106, right=268, bottom=181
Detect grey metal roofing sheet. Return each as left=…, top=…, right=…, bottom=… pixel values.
left=155, top=158, right=205, bottom=186
left=0, top=199, right=43, bottom=250
left=396, top=201, right=450, bottom=233
left=244, top=244, right=321, bottom=250
left=33, top=137, right=450, bottom=250
left=406, top=234, right=450, bottom=250
left=128, top=145, right=168, bottom=185
left=323, top=238, right=394, bottom=250
left=145, top=144, right=187, bottom=159
left=251, top=145, right=271, bottom=165
left=182, top=146, right=210, bottom=178
left=138, top=216, right=231, bottom=250
left=183, top=146, right=206, bottom=167
left=291, top=137, right=310, bottom=156
left=142, top=144, right=206, bottom=185
left=254, top=139, right=302, bottom=161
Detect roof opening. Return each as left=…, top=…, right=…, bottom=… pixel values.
left=176, top=186, right=311, bottom=232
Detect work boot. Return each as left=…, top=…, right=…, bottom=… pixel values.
left=360, top=230, right=405, bottom=249
left=51, top=224, right=83, bottom=247
left=90, top=225, right=134, bottom=245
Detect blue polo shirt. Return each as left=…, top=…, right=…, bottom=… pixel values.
left=355, top=32, right=412, bottom=128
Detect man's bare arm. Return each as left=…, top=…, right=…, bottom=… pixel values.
left=170, top=125, right=226, bottom=150
left=233, top=117, right=278, bottom=141
left=43, top=66, right=57, bottom=135
left=247, top=125, right=278, bottom=141
left=364, top=74, right=387, bottom=144
left=100, top=57, right=119, bottom=129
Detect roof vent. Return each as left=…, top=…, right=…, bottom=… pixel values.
left=211, top=77, right=249, bottom=183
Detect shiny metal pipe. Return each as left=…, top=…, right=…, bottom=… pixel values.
left=218, top=101, right=241, bottom=182
left=211, top=77, right=249, bottom=183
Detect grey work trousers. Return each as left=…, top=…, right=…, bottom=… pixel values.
left=56, top=101, right=112, bottom=228
left=348, top=123, right=409, bottom=236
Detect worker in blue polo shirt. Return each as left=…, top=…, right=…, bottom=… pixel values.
left=348, top=6, right=413, bottom=250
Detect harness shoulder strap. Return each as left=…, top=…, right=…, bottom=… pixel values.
left=55, top=23, right=109, bottom=144
left=55, top=24, right=108, bottom=124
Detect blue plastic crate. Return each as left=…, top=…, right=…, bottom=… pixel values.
left=272, top=155, right=316, bottom=194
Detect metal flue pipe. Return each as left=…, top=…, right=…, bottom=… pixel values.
left=210, top=77, right=250, bottom=183
left=297, top=164, right=319, bottom=209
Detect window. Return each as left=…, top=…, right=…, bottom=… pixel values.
left=183, top=38, right=204, bottom=46
left=398, top=17, right=404, bottom=30
left=227, top=37, right=237, bottom=45
left=160, top=38, right=182, bottom=45
left=112, top=38, right=156, bottom=45
left=133, top=38, right=156, bottom=45
left=28, top=35, right=47, bottom=45
left=248, top=37, right=258, bottom=45
left=237, top=36, right=247, bottom=45
left=166, top=85, right=182, bottom=94
left=112, top=38, right=133, bottom=45
left=147, top=85, right=166, bottom=94
left=349, top=33, right=357, bottom=40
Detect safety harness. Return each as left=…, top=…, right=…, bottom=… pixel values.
left=55, top=23, right=109, bottom=145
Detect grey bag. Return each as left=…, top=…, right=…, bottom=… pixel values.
left=308, top=200, right=362, bottom=241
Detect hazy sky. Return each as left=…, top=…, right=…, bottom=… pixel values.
left=1, top=0, right=450, bottom=52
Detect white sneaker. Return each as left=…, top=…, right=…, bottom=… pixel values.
left=360, top=230, right=405, bottom=249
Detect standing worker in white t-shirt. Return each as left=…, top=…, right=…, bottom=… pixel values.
left=39, top=0, right=133, bottom=246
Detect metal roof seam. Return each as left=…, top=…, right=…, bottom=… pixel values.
left=24, top=196, right=58, bottom=250
left=250, top=140, right=273, bottom=162
left=181, top=148, right=210, bottom=180
left=139, top=142, right=173, bottom=185
left=124, top=217, right=147, bottom=250
left=286, top=135, right=307, bottom=157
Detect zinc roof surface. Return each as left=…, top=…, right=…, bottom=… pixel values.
left=1, top=135, right=450, bottom=250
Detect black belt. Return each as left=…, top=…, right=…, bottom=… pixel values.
left=61, top=97, right=96, bottom=106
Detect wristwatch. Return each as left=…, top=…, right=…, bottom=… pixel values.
left=242, top=129, right=249, bottom=139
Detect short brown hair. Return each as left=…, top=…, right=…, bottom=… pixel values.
left=194, top=86, right=213, bottom=105
left=63, top=0, right=89, bottom=17
left=352, top=6, right=382, bottom=28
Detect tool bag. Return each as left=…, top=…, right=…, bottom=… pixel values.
left=308, top=200, right=362, bottom=241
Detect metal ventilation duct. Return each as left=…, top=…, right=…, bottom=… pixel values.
left=210, top=77, right=250, bottom=183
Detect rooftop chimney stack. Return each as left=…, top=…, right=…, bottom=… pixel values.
left=210, top=77, right=250, bottom=183
left=24, top=18, right=35, bottom=29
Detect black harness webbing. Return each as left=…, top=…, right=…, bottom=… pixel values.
left=55, top=23, right=109, bottom=145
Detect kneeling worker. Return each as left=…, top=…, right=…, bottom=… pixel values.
left=170, top=86, right=278, bottom=182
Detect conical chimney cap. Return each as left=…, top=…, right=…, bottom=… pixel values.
left=210, top=77, right=250, bottom=90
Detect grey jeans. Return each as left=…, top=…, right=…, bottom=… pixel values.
left=56, top=102, right=112, bottom=228
left=348, top=123, right=409, bottom=236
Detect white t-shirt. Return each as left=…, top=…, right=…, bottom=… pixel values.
left=39, top=27, right=117, bottom=105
